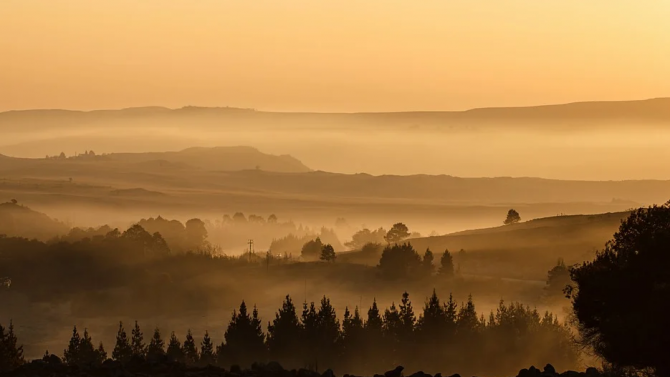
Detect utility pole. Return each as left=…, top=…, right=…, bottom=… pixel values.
left=247, top=239, right=254, bottom=262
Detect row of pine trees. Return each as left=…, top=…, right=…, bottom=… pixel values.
left=53, top=291, right=578, bottom=376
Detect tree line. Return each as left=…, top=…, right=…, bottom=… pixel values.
left=3, top=291, right=578, bottom=376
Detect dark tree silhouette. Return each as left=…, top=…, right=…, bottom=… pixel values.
left=422, top=248, right=434, bottom=275
left=0, top=321, right=24, bottom=373
left=504, top=209, right=521, bottom=225
left=63, top=327, right=106, bottom=367
left=439, top=249, right=455, bottom=278
left=320, top=243, right=336, bottom=262
left=267, top=295, right=303, bottom=368
left=569, top=202, right=670, bottom=375
left=385, top=223, right=410, bottom=244
left=131, top=321, right=146, bottom=358
left=199, top=331, right=215, bottom=366
left=378, top=243, right=422, bottom=278
left=224, top=301, right=266, bottom=367
left=545, top=258, right=571, bottom=298
left=147, top=328, right=165, bottom=362
left=166, top=332, right=184, bottom=363
left=340, top=306, right=364, bottom=373
left=267, top=214, right=278, bottom=223
left=182, top=330, right=199, bottom=365
left=112, top=322, right=132, bottom=364
left=301, top=237, right=324, bottom=260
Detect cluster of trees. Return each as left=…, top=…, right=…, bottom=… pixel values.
left=300, top=238, right=336, bottom=262
left=35, top=291, right=577, bottom=376
left=0, top=322, right=24, bottom=373
left=378, top=243, right=454, bottom=279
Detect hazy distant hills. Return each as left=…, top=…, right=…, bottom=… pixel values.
left=0, top=146, right=310, bottom=173
left=0, top=201, right=69, bottom=240
left=2, top=98, right=669, bottom=132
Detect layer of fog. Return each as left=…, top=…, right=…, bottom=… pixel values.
left=3, top=125, right=670, bottom=180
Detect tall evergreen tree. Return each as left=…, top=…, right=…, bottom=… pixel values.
left=199, top=331, right=215, bottom=366
left=131, top=321, right=146, bottom=358
left=316, top=296, right=341, bottom=370
left=267, top=295, right=303, bottom=368
left=63, top=326, right=81, bottom=366
left=147, top=328, right=165, bottom=362
left=63, top=327, right=106, bottom=367
left=422, top=249, right=435, bottom=275
left=301, top=301, right=320, bottom=370
left=398, top=292, right=416, bottom=343
left=439, top=249, right=455, bottom=277
left=224, top=301, right=266, bottom=367
left=112, top=322, right=132, bottom=364
left=457, top=295, right=480, bottom=333
left=363, top=299, right=385, bottom=373
left=0, top=321, right=24, bottom=373
left=182, top=330, right=199, bottom=365
left=340, top=306, right=364, bottom=373
left=166, top=332, right=184, bottom=363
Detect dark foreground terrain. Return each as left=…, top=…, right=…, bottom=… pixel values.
left=6, top=359, right=599, bottom=377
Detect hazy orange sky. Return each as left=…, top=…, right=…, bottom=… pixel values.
left=1, top=1, right=669, bottom=112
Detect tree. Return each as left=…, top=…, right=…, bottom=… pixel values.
left=340, top=306, right=364, bottom=372
left=344, top=228, right=387, bottom=250
left=63, top=327, right=106, bottom=367
left=0, top=321, right=24, bottom=373
left=385, top=223, right=410, bottom=244
left=504, top=209, right=521, bottom=225
left=112, top=322, right=132, bottom=364
left=439, top=249, right=455, bottom=278
left=224, top=301, right=266, bottom=367
left=422, top=248, right=434, bottom=275
left=131, top=321, right=146, bottom=358
left=545, top=258, right=572, bottom=299
left=316, top=296, right=341, bottom=370
left=267, top=295, right=303, bottom=368
left=267, top=214, right=278, bottom=223
left=185, top=218, right=208, bottom=250
left=569, top=202, right=670, bottom=375
left=199, top=331, right=215, bottom=366
left=166, top=332, right=184, bottom=363
left=301, top=237, right=323, bottom=260
left=320, top=244, right=336, bottom=262
left=182, top=330, right=199, bottom=365
left=378, top=243, right=422, bottom=279
left=147, top=328, right=165, bottom=362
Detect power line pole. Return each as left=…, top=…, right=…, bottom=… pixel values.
left=247, top=239, right=254, bottom=262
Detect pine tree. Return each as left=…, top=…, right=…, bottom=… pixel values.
left=301, top=301, right=320, bottom=369
left=199, top=331, right=215, bottom=366
left=363, top=299, right=385, bottom=373
left=457, top=295, right=480, bottom=333
left=439, top=249, right=455, bottom=278
left=224, top=301, right=266, bottom=367
left=340, top=306, right=364, bottom=373
left=78, top=329, right=97, bottom=366
left=131, top=321, right=146, bottom=358
left=182, top=330, right=199, bottom=365
left=147, top=328, right=165, bottom=362
left=383, top=302, right=402, bottom=364
left=422, top=249, right=434, bottom=275
left=316, top=296, right=340, bottom=369
left=96, top=343, right=107, bottom=364
left=63, top=326, right=81, bottom=366
left=267, top=295, right=303, bottom=368
left=166, top=332, right=184, bottom=363
left=398, top=292, right=416, bottom=342
left=112, top=322, right=132, bottom=364
left=0, top=321, right=25, bottom=373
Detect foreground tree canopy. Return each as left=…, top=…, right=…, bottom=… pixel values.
left=570, top=202, right=670, bottom=375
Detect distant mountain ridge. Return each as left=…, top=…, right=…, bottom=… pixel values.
left=2, top=98, right=669, bottom=132
left=0, top=146, right=311, bottom=173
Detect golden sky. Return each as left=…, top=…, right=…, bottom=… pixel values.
left=1, top=1, right=669, bottom=112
